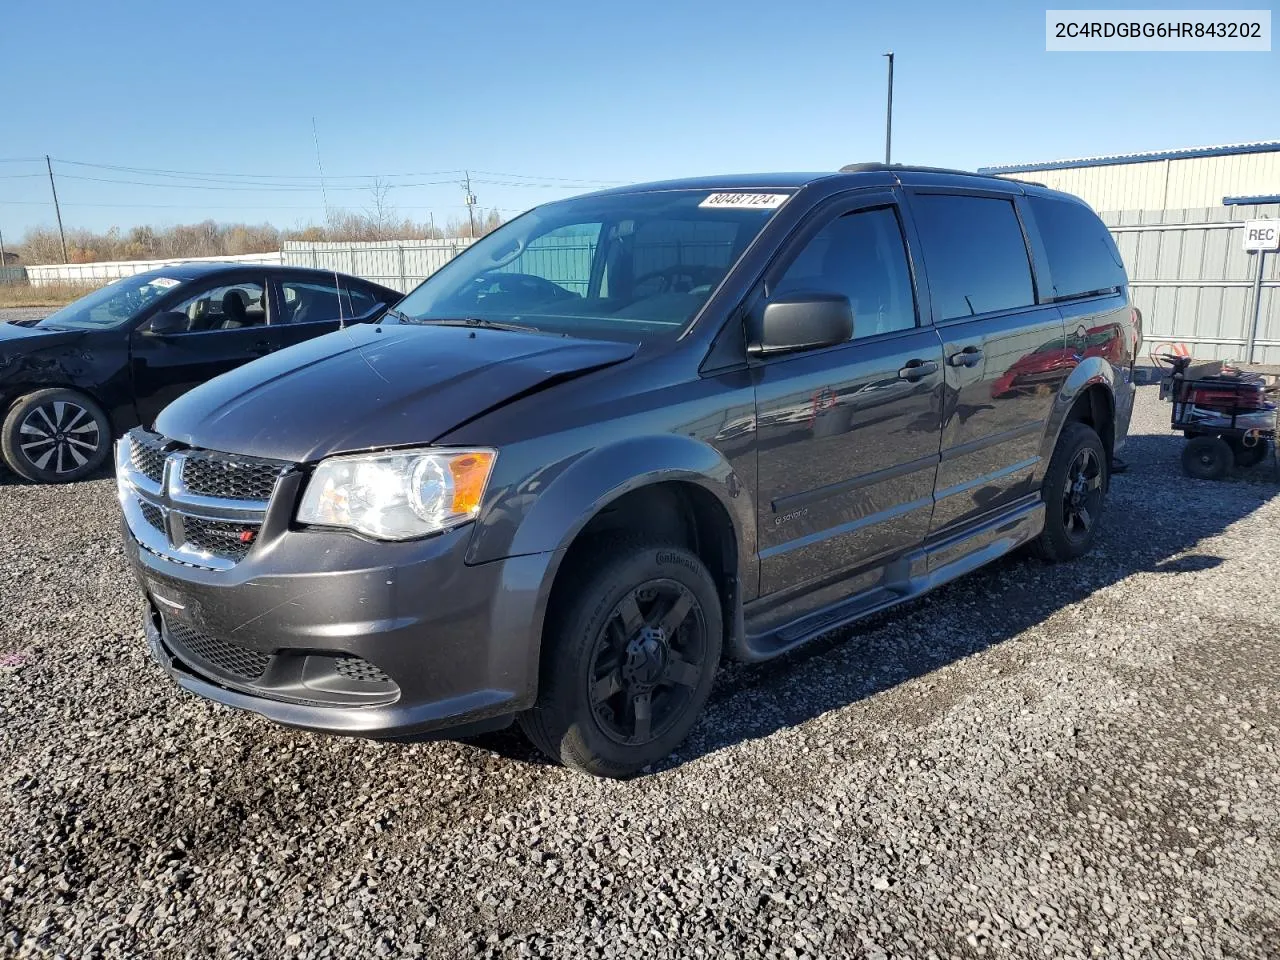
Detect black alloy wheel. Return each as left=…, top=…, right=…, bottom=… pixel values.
left=586, top=579, right=708, bottom=746
left=519, top=542, right=723, bottom=778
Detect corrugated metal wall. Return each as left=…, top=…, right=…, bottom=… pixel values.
left=1102, top=203, right=1280, bottom=364
left=1001, top=151, right=1280, bottom=212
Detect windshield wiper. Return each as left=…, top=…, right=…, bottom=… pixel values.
left=418, top=317, right=537, bottom=333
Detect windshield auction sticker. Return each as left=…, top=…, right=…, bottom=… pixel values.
left=1046, top=10, right=1271, bottom=50
left=699, top=193, right=790, bottom=210
left=149, top=277, right=181, bottom=288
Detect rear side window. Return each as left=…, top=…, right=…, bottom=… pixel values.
left=911, top=195, right=1035, bottom=321
left=1028, top=196, right=1126, bottom=300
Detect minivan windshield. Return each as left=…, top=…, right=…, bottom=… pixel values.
left=37, top=273, right=180, bottom=330
left=393, top=189, right=791, bottom=341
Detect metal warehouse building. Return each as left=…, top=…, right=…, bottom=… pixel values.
left=978, top=143, right=1280, bottom=364
left=977, top=141, right=1280, bottom=212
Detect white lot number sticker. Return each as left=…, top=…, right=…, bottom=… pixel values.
left=150, top=277, right=181, bottom=289
left=699, top=192, right=789, bottom=210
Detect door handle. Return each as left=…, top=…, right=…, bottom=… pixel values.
left=250, top=340, right=274, bottom=356
left=947, top=346, right=983, bottom=368
left=897, top=359, right=939, bottom=381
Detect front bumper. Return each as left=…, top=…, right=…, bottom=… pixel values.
left=124, top=514, right=556, bottom=739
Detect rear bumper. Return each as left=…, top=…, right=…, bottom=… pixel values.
left=124, top=518, right=556, bottom=739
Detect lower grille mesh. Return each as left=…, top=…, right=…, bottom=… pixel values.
left=332, top=655, right=392, bottom=684
left=166, top=620, right=270, bottom=680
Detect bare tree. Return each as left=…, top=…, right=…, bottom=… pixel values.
left=363, top=178, right=395, bottom=241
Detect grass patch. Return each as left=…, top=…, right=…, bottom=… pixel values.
left=0, top=282, right=100, bottom=309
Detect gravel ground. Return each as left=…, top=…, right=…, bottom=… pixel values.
left=0, top=385, right=1277, bottom=960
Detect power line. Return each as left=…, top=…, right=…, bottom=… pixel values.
left=44, top=157, right=624, bottom=186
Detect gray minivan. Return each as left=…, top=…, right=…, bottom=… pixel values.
left=116, top=165, right=1138, bottom=777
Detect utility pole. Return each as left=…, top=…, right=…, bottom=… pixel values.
left=882, top=52, right=894, bottom=165
left=463, top=171, right=477, bottom=239
left=46, top=155, right=68, bottom=263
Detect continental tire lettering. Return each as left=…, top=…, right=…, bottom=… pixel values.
left=655, top=550, right=698, bottom=572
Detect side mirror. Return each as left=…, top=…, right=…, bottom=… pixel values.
left=747, top=293, right=854, bottom=358
left=147, top=311, right=188, bottom=335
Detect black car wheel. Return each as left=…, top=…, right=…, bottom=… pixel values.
left=1181, top=435, right=1234, bottom=481
left=519, top=542, right=722, bottom=778
left=1, top=388, right=111, bottom=483
left=1032, top=421, right=1108, bottom=563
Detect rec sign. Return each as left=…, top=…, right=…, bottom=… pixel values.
left=1243, top=219, right=1279, bottom=251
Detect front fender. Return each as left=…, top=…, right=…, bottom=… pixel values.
left=1037, top=356, right=1116, bottom=472
left=468, top=433, right=756, bottom=569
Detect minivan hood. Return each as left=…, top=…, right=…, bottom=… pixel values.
left=156, top=322, right=637, bottom=462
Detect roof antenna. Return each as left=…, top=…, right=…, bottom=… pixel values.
left=311, top=116, right=345, bottom=331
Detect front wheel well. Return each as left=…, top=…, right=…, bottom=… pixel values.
left=545, top=481, right=739, bottom=659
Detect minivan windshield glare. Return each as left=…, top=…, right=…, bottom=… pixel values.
left=393, top=190, right=791, bottom=341
left=37, top=273, right=180, bottom=330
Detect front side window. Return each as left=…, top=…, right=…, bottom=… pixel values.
left=1028, top=196, right=1126, bottom=301
left=161, top=281, right=266, bottom=333
left=393, top=190, right=789, bottom=341
left=772, top=206, right=917, bottom=338
left=911, top=194, right=1035, bottom=321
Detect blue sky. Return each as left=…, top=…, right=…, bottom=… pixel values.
left=0, top=0, right=1274, bottom=236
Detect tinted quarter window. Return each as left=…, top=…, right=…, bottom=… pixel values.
left=912, top=195, right=1035, bottom=321
left=1028, top=196, right=1126, bottom=300
left=773, top=207, right=916, bottom=337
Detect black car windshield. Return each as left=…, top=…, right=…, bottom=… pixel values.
left=37, top=273, right=182, bottom=330
left=393, top=189, right=793, bottom=341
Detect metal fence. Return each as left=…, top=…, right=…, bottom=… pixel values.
left=1100, top=202, right=1279, bottom=364
left=282, top=239, right=476, bottom=293
left=23, top=252, right=284, bottom=287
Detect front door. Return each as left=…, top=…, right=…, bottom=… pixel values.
left=752, top=196, right=945, bottom=603
left=130, top=278, right=285, bottom=424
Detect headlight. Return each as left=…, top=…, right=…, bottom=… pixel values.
left=297, top=448, right=496, bottom=540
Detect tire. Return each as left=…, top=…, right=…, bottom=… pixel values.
left=1032, top=421, right=1108, bottom=563
left=1, top=388, right=112, bottom=483
left=1181, top=435, right=1233, bottom=480
left=1227, top=437, right=1269, bottom=469
left=518, top=542, right=722, bottom=778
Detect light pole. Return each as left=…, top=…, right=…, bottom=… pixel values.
left=883, top=52, right=894, bottom=165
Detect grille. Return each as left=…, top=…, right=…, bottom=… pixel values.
left=181, top=455, right=284, bottom=502
left=166, top=620, right=270, bottom=680
left=332, top=655, right=392, bottom=684
left=139, top=500, right=165, bottom=531
left=181, top=517, right=258, bottom=562
left=129, top=434, right=169, bottom=484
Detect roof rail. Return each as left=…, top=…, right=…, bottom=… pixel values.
left=837, top=162, right=1044, bottom=188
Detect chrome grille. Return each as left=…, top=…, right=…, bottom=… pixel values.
left=118, top=430, right=290, bottom=571
left=139, top=501, right=165, bottom=531
left=180, top=454, right=285, bottom=502
left=181, top=517, right=255, bottom=563
left=165, top=620, right=270, bottom=680
left=129, top=433, right=169, bottom=484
